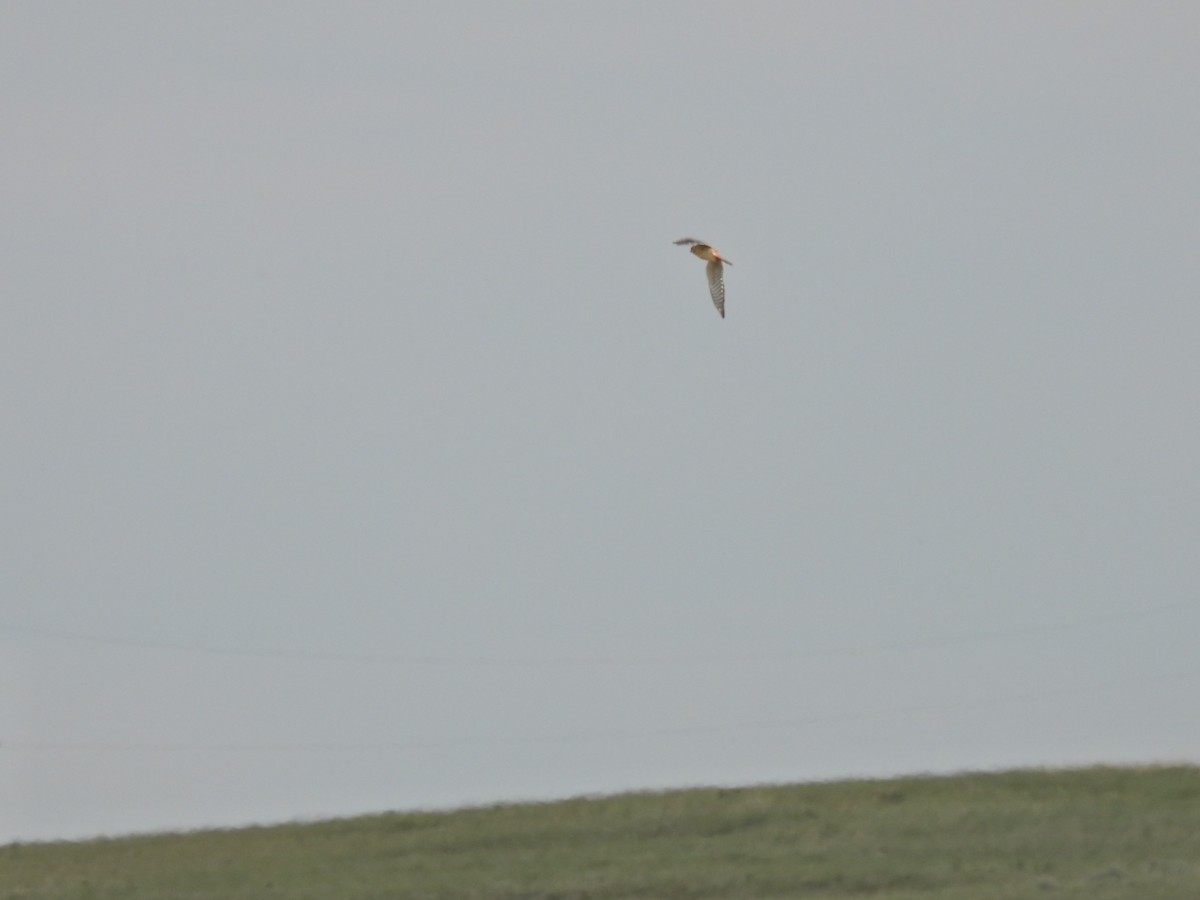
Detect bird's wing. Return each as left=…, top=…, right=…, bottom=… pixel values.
left=673, top=237, right=704, bottom=247
left=706, top=259, right=726, bottom=318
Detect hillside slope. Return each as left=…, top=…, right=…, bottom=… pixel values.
left=3, top=766, right=1199, bottom=899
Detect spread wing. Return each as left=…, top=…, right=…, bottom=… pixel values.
left=674, top=237, right=705, bottom=248
left=706, top=259, right=726, bottom=318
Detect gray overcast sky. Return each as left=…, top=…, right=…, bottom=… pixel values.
left=3, top=2, right=1199, bottom=843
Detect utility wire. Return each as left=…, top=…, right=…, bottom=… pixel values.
left=4, top=667, right=1195, bottom=754
left=0, top=600, right=1194, bottom=667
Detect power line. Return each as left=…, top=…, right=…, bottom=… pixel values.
left=4, top=667, right=1195, bottom=755
left=0, top=600, right=1194, bottom=667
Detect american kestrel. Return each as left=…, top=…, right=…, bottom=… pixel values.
left=674, top=238, right=732, bottom=318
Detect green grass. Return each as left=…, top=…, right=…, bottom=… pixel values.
left=3, top=766, right=1199, bottom=899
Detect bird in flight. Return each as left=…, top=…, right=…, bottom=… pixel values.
left=674, top=238, right=732, bottom=318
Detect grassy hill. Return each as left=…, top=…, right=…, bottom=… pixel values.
left=3, top=766, right=1199, bottom=899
